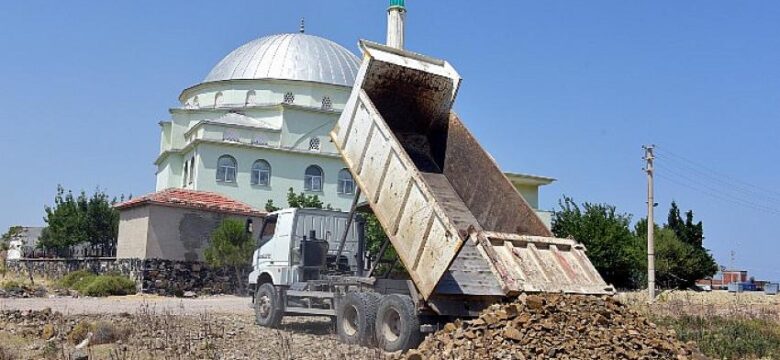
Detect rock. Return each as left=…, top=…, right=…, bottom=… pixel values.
left=183, top=291, right=197, bottom=298
left=71, top=349, right=88, bottom=360
left=402, top=294, right=706, bottom=360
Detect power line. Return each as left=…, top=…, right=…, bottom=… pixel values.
left=656, top=163, right=780, bottom=212
left=655, top=146, right=780, bottom=199
left=655, top=172, right=780, bottom=216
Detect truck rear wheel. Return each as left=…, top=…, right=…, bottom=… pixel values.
left=337, top=292, right=380, bottom=346
left=375, top=294, right=421, bottom=352
left=255, top=283, right=283, bottom=328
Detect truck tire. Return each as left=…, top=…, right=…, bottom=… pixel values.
left=337, top=292, right=380, bottom=346
left=375, top=294, right=421, bottom=352
left=255, top=283, right=283, bottom=328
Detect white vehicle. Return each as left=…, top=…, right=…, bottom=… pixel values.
left=249, top=41, right=612, bottom=352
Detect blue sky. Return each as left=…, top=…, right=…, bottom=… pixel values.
left=1, top=1, right=778, bottom=280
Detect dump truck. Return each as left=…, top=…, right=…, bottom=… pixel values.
left=249, top=40, right=614, bottom=352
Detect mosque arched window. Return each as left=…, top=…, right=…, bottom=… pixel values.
left=192, top=96, right=200, bottom=109
left=251, top=160, right=271, bottom=186
left=283, top=92, right=295, bottom=104
left=215, top=92, right=224, bottom=108
left=321, top=96, right=333, bottom=110
left=216, top=155, right=237, bottom=183
left=182, top=162, right=189, bottom=187
left=245, top=91, right=256, bottom=106
left=337, top=169, right=355, bottom=195
left=304, top=165, right=323, bottom=192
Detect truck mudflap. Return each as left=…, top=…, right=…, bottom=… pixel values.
left=472, top=231, right=615, bottom=295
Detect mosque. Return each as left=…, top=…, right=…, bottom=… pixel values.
left=118, top=0, right=554, bottom=262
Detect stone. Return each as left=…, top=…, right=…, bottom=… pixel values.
left=183, top=291, right=197, bottom=298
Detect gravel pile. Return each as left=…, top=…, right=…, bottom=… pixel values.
left=405, top=294, right=706, bottom=360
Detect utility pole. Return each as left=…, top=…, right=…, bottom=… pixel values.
left=643, top=145, right=656, bottom=302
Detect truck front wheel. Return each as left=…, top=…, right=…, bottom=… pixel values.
left=337, top=292, right=380, bottom=346
left=375, top=294, right=421, bottom=352
left=255, top=283, right=283, bottom=328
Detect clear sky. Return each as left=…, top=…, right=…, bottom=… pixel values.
left=1, top=1, right=778, bottom=280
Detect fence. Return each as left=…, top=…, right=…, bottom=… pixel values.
left=22, top=242, right=117, bottom=259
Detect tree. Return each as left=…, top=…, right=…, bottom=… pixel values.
left=663, top=201, right=718, bottom=285
left=552, top=196, right=644, bottom=289
left=286, top=188, right=323, bottom=209
left=38, top=186, right=122, bottom=251
left=264, top=199, right=280, bottom=212
left=204, top=219, right=255, bottom=294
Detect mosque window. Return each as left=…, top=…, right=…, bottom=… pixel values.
left=251, top=160, right=271, bottom=186
left=216, top=155, right=237, bottom=183
left=245, top=91, right=256, bottom=106
left=308, top=137, right=321, bottom=152
left=283, top=92, right=295, bottom=104
left=192, top=96, right=200, bottom=109
left=337, top=169, right=355, bottom=195
left=304, top=165, right=323, bottom=192
left=182, top=162, right=189, bottom=187
left=223, top=130, right=240, bottom=142
left=188, top=157, right=195, bottom=185
left=321, top=96, right=333, bottom=110
left=215, top=92, right=224, bottom=108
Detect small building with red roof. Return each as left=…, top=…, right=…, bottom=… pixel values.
left=115, top=188, right=264, bottom=262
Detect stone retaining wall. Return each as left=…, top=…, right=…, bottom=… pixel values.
left=5, top=258, right=246, bottom=296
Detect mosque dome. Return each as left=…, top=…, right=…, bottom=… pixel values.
left=203, top=33, right=361, bottom=87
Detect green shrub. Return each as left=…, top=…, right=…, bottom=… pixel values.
left=57, top=270, right=96, bottom=290
left=80, top=275, right=136, bottom=297
left=655, top=315, right=780, bottom=359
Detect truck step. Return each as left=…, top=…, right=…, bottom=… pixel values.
left=285, top=290, right=334, bottom=299
left=285, top=307, right=336, bottom=316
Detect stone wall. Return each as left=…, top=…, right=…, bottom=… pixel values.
left=5, top=258, right=246, bottom=296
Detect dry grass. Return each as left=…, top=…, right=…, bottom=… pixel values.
left=620, top=290, right=780, bottom=359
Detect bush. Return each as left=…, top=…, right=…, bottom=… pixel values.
left=80, top=275, right=136, bottom=297
left=68, top=321, right=92, bottom=344
left=57, top=270, right=96, bottom=290
left=1, top=280, right=22, bottom=292
left=91, top=321, right=126, bottom=345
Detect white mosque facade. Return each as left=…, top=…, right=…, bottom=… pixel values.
left=155, top=33, right=362, bottom=211
left=154, top=4, right=555, bottom=223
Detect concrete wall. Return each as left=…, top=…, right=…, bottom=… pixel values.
left=118, top=204, right=262, bottom=262
left=116, top=206, right=150, bottom=259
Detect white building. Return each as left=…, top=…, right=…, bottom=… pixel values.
left=153, top=1, right=555, bottom=224
left=155, top=31, right=362, bottom=211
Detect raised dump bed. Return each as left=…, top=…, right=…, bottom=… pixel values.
left=331, top=41, right=613, bottom=300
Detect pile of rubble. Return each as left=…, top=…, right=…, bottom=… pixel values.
left=405, top=294, right=706, bottom=360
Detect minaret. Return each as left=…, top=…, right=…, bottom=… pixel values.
left=386, top=0, right=406, bottom=49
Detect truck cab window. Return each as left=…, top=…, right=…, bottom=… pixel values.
left=258, top=215, right=277, bottom=247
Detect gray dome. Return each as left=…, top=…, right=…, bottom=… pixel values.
left=204, top=33, right=361, bottom=87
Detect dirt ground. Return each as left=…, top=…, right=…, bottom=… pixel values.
left=0, top=295, right=384, bottom=360
left=1, top=291, right=778, bottom=360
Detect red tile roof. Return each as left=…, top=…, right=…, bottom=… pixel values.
left=115, top=188, right=265, bottom=217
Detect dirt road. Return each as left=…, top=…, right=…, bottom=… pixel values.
left=0, top=294, right=253, bottom=315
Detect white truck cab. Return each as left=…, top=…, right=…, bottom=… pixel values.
left=248, top=208, right=364, bottom=288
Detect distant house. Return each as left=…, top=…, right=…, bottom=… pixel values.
left=505, top=172, right=556, bottom=229
left=115, top=188, right=264, bottom=262
left=6, top=227, right=43, bottom=260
